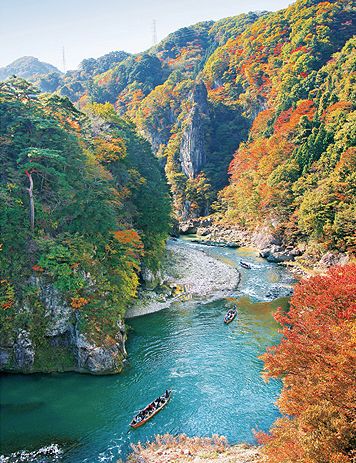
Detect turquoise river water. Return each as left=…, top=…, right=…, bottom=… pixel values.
left=0, top=240, right=295, bottom=462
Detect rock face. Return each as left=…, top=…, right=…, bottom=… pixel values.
left=13, top=330, right=35, bottom=370
left=179, top=82, right=210, bottom=178
left=75, top=322, right=126, bottom=374
left=0, top=278, right=127, bottom=375
left=40, top=282, right=73, bottom=337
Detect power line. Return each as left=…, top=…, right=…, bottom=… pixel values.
left=62, top=46, right=66, bottom=73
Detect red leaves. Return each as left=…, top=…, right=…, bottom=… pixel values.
left=259, top=264, right=356, bottom=462
left=291, top=45, right=308, bottom=54
left=32, top=264, right=44, bottom=272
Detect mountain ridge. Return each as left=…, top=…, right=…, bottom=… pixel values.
left=0, top=56, right=61, bottom=81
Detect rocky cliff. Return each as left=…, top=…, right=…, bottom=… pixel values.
left=0, top=78, right=170, bottom=376
left=179, top=82, right=210, bottom=178
left=0, top=277, right=126, bottom=374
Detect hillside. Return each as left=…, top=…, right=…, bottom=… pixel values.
left=207, top=1, right=356, bottom=260
left=31, top=0, right=355, bottom=264
left=1, top=0, right=354, bottom=374
left=0, top=56, right=61, bottom=81
left=0, top=77, right=171, bottom=374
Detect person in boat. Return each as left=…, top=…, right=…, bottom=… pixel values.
left=165, top=390, right=170, bottom=398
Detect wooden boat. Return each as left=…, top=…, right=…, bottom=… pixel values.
left=130, top=390, right=172, bottom=428
left=224, top=308, right=237, bottom=324
left=240, top=260, right=251, bottom=269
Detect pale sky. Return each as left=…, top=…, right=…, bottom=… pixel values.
left=0, top=0, right=292, bottom=71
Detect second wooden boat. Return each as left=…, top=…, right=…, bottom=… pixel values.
left=240, top=260, right=251, bottom=269
left=224, top=308, right=237, bottom=324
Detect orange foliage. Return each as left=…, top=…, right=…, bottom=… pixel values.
left=228, top=139, right=267, bottom=181
left=113, top=229, right=141, bottom=245
left=322, top=101, right=353, bottom=123
left=334, top=147, right=356, bottom=174
left=70, top=297, right=89, bottom=309
left=93, top=137, right=127, bottom=163
left=113, top=230, right=144, bottom=254
left=0, top=279, right=15, bottom=310
left=66, top=118, right=81, bottom=132
left=250, top=109, right=275, bottom=139
left=32, top=265, right=44, bottom=272
left=258, top=264, right=356, bottom=463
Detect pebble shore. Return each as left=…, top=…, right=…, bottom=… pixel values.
left=125, top=240, right=240, bottom=318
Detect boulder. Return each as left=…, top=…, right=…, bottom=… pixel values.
left=179, top=221, right=197, bottom=234
left=318, top=252, right=349, bottom=269
left=141, top=266, right=164, bottom=290
left=196, top=227, right=210, bottom=236
left=266, top=252, right=295, bottom=263
left=252, top=226, right=281, bottom=249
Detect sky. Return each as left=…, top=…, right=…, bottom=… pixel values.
left=0, top=0, right=292, bottom=71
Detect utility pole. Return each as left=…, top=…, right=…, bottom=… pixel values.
left=62, top=46, right=66, bottom=73
left=152, top=20, right=157, bottom=46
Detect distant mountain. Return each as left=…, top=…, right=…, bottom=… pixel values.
left=0, top=56, right=61, bottom=81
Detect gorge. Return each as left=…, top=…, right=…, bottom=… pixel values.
left=0, top=0, right=355, bottom=462
left=0, top=239, right=294, bottom=463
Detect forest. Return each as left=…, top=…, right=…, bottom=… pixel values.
left=0, top=0, right=355, bottom=461
left=0, top=77, right=170, bottom=372
left=30, top=0, right=356, bottom=258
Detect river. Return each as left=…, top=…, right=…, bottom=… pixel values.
left=0, top=240, right=295, bottom=462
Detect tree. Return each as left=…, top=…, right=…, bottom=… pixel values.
left=17, top=148, right=66, bottom=232
left=257, top=264, right=356, bottom=463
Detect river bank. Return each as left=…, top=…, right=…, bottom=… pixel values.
left=125, top=435, right=262, bottom=463
left=126, top=239, right=240, bottom=318
left=179, top=217, right=351, bottom=277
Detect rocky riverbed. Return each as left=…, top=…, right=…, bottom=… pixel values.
left=179, top=217, right=350, bottom=276
left=125, top=239, right=240, bottom=318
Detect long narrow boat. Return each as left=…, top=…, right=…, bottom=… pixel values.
left=240, top=260, right=251, bottom=269
left=224, top=308, right=237, bottom=324
left=130, top=390, right=172, bottom=429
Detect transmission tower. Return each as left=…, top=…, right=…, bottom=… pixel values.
left=62, top=46, right=66, bottom=73
left=152, top=20, right=157, bottom=45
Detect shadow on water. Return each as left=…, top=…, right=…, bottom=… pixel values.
left=0, top=241, right=295, bottom=463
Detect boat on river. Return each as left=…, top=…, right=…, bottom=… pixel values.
left=224, top=307, right=237, bottom=324
left=130, top=390, right=172, bottom=428
left=240, top=260, right=252, bottom=269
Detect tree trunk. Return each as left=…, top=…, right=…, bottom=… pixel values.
left=25, top=170, right=35, bottom=232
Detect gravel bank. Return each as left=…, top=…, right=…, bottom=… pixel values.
left=125, top=239, right=240, bottom=318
